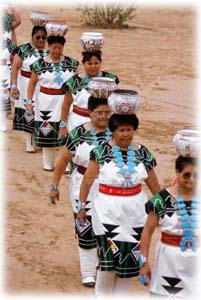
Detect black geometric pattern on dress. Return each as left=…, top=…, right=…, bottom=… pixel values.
left=31, top=56, right=78, bottom=76
left=3, top=38, right=17, bottom=54
left=131, top=227, right=143, bottom=241
left=90, top=142, right=156, bottom=170
left=146, top=189, right=178, bottom=219
left=40, top=111, right=52, bottom=121
left=162, top=276, right=183, bottom=295
left=61, top=70, right=119, bottom=95
left=102, top=223, right=120, bottom=239
left=66, top=125, right=111, bottom=153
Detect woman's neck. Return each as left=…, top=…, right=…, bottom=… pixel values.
left=91, top=123, right=107, bottom=133
left=32, top=43, right=44, bottom=51
left=109, top=139, right=132, bottom=151
left=46, top=54, right=63, bottom=63
left=84, top=122, right=106, bottom=133
left=177, top=186, right=195, bottom=201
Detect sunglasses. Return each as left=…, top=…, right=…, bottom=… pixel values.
left=35, top=35, right=47, bottom=40
left=182, top=172, right=198, bottom=180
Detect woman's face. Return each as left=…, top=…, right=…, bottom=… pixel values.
left=113, top=125, right=135, bottom=148
left=90, top=104, right=111, bottom=129
left=49, top=43, right=64, bottom=61
left=32, top=30, right=47, bottom=50
left=177, top=164, right=198, bottom=192
left=83, top=56, right=101, bottom=77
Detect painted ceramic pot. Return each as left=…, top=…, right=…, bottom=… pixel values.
left=108, top=89, right=140, bottom=114
left=80, top=32, right=104, bottom=51
left=45, top=20, right=68, bottom=36
left=173, top=129, right=201, bottom=157
left=88, top=77, right=117, bottom=98
left=30, top=11, right=50, bottom=26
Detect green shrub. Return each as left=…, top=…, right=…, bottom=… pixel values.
left=75, top=3, right=137, bottom=29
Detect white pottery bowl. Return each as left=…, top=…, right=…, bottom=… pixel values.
left=173, top=129, right=201, bottom=157
left=80, top=32, right=104, bottom=51
left=30, top=11, right=50, bottom=26
left=46, top=20, right=68, bottom=36
left=88, top=77, right=117, bottom=98
left=108, top=89, right=140, bottom=114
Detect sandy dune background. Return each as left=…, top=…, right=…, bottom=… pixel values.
left=1, top=4, right=198, bottom=299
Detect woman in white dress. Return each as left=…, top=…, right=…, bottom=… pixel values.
left=48, top=96, right=112, bottom=287
left=0, top=5, right=20, bottom=131
left=139, top=154, right=200, bottom=298
left=26, top=34, right=79, bottom=171
left=60, top=50, right=119, bottom=134
left=77, top=109, right=161, bottom=298
left=12, top=25, right=48, bottom=152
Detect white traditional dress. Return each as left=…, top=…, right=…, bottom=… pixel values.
left=61, top=71, right=119, bottom=131
left=145, top=189, right=200, bottom=298
left=65, top=124, right=112, bottom=279
left=30, top=56, right=79, bottom=147
left=0, top=13, right=17, bottom=112
left=90, top=142, right=157, bottom=278
left=13, top=43, right=49, bottom=133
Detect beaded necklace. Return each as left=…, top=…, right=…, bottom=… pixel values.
left=176, top=196, right=200, bottom=252
left=51, top=61, right=64, bottom=85
left=90, top=127, right=111, bottom=146
left=112, top=145, right=136, bottom=188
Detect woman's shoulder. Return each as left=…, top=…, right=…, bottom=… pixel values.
left=92, top=142, right=111, bottom=157
left=17, top=43, right=33, bottom=55
left=101, top=71, right=120, bottom=84
left=18, top=42, right=32, bottom=49
left=63, top=55, right=79, bottom=66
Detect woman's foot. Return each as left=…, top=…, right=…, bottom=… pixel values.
left=82, top=276, right=95, bottom=287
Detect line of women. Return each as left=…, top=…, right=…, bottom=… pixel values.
left=49, top=83, right=200, bottom=299
left=4, top=8, right=200, bottom=299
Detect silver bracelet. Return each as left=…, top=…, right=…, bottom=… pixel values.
left=23, top=98, right=32, bottom=105
left=139, top=254, right=148, bottom=268
left=77, top=200, right=86, bottom=212
left=11, top=84, right=17, bottom=90
left=50, top=183, right=58, bottom=191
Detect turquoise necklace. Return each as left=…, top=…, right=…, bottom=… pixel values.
left=112, top=145, right=136, bottom=175
left=90, top=127, right=111, bottom=146
left=176, top=196, right=200, bottom=252
left=51, top=61, right=64, bottom=85
left=112, top=145, right=136, bottom=188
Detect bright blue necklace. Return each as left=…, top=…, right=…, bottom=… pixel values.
left=90, top=127, right=111, bottom=146
left=51, top=61, right=63, bottom=85
left=176, top=196, right=200, bottom=252
left=112, top=145, right=136, bottom=175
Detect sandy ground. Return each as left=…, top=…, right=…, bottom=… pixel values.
left=1, top=4, right=198, bottom=300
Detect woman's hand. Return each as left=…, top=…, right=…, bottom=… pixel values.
left=139, top=264, right=151, bottom=286
left=48, top=189, right=60, bottom=205
left=76, top=208, right=87, bottom=221
left=58, top=127, right=68, bottom=141
left=59, top=127, right=68, bottom=136
left=24, top=104, right=34, bottom=117
left=11, top=86, right=20, bottom=99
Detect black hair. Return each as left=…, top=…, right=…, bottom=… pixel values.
left=87, top=96, right=108, bottom=111
left=175, top=156, right=198, bottom=172
left=47, top=35, right=66, bottom=45
left=82, top=50, right=102, bottom=64
left=108, top=114, right=139, bottom=132
left=31, top=26, right=47, bottom=37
